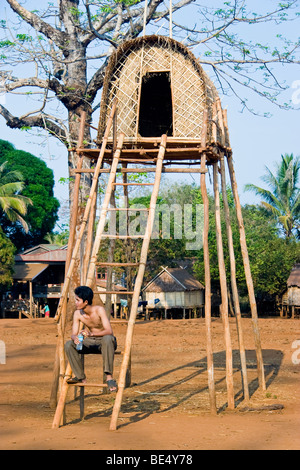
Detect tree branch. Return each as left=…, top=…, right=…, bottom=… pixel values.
left=0, top=104, right=68, bottom=145
left=6, top=0, right=67, bottom=46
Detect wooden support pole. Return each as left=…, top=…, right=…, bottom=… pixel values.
left=219, top=156, right=250, bottom=402
left=66, top=111, right=86, bottom=287
left=75, top=167, right=208, bottom=174
left=213, top=162, right=235, bottom=410
left=82, top=189, right=97, bottom=284
left=109, top=135, right=167, bottom=431
left=122, top=162, right=133, bottom=379
left=200, top=158, right=216, bottom=414
left=200, top=111, right=217, bottom=415
left=52, top=363, right=72, bottom=428
left=54, top=100, right=117, bottom=323
left=226, top=154, right=266, bottom=391
left=49, top=111, right=88, bottom=408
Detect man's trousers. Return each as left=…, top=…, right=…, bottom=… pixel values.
left=65, top=335, right=117, bottom=380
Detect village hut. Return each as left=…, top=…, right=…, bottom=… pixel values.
left=97, top=35, right=229, bottom=160
left=281, top=264, right=300, bottom=318
left=1, top=244, right=67, bottom=319
left=143, top=266, right=204, bottom=319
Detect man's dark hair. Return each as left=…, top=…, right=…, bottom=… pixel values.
left=74, top=286, right=94, bottom=305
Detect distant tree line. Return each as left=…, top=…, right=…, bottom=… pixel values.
left=0, top=139, right=60, bottom=292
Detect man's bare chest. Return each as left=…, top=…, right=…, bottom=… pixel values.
left=80, top=311, right=102, bottom=329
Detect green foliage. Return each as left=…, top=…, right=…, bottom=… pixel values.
left=0, top=140, right=60, bottom=251
left=0, top=160, right=32, bottom=232
left=245, top=154, right=300, bottom=238
left=43, top=230, right=69, bottom=246
left=0, top=226, right=15, bottom=291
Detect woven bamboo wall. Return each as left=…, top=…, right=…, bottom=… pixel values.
left=97, top=35, right=226, bottom=146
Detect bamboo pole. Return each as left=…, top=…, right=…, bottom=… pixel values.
left=82, top=189, right=97, bottom=284
left=200, top=155, right=217, bottom=414
left=213, top=162, right=235, bottom=410
left=50, top=111, right=87, bottom=408
left=54, top=100, right=117, bottom=322
left=200, top=110, right=217, bottom=414
left=219, top=156, right=250, bottom=401
left=122, top=162, right=133, bottom=387
left=75, top=168, right=208, bottom=174
left=85, top=133, right=125, bottom=288
left=66, top=111, right=86, bottom=286
left=109, top=134, right=167, bottom=431
left=226, top=154, right=266, bottom=391
left=52, top=363, right=72, bottom=428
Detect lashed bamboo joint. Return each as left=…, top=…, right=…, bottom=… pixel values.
left=51, top=35, right=265, bottom=430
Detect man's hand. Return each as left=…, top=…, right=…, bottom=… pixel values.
left=71, top=334, right=82, bottom=344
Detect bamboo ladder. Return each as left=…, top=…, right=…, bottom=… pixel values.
left=52, top=129, right=167, bottom=428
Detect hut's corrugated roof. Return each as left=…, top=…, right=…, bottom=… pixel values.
left=143, top=267, right=204, bottom=293
left=15, top=244, right=67, bottom=262
left=287, top=264, right=300, bottom=287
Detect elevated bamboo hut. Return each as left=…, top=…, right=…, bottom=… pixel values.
left=52, top=34, right=266, bottom=430
left=96, top=35, right=230, bottom=163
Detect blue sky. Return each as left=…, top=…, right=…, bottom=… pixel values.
left=0, top=0, right=299, bottom=228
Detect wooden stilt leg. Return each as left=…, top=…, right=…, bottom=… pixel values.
left=200, top=111, right=216, bottom=415
left=79, top=355, right=85, bottom=420
left=52, top=363, right=72, bottom=428
left=50, top=111, right=87, bottom=407
left=201, top=159, right=217, bottom=414
left=219, top=157, right=250, bottom=402
left=213, top=162, right=235, bottom=410
left=109, top=135, right=167, bottom=431
left=227, top=155, right=266, bottom=391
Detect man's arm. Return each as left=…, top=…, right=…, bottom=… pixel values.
left=70, top=310, right=81, bottom=343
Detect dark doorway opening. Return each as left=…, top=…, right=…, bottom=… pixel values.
left=138, top=72, right=173, bottom=137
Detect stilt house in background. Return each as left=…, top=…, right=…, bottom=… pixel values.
left=1, top=244, right=66, bottom=318
left=143, top=266, right=204, bottom=319
left=281, top=264, right=300, bottom=318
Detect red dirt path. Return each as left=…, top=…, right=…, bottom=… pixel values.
left=0, top=316, right=299, bottom=450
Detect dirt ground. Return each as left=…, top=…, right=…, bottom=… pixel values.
left=0, top=315, right=299, bottom=451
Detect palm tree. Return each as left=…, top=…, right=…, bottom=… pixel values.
left=245, top=154, right=300, bottom=239
left=44, top=231, right=69, bottom=246
left=0, top=161, right=32, bottom=232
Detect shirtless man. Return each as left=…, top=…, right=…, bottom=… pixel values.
left=64, top=285, right=117, bottom=392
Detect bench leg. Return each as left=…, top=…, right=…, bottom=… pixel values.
left=79, top=355, right=85, bottom=418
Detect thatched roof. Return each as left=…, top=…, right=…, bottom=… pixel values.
left=97, top=35, right=228, bottom=149
left=287, top=264, right=300, bottom=288
left=143, top=267, right=204, bottom=293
